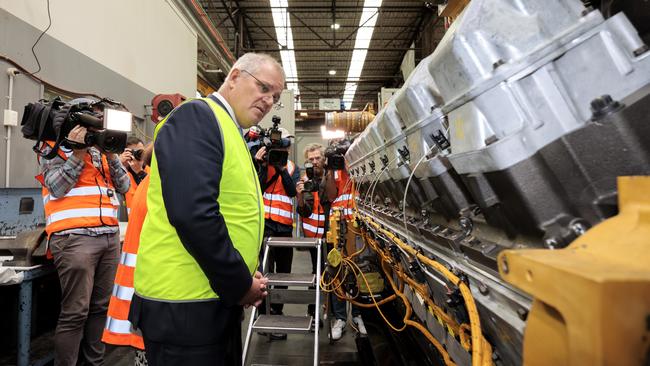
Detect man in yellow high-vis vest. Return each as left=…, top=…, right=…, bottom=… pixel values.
left=130, top=53, right=285, bottom=366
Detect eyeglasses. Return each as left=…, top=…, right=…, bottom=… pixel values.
left=241, top=70, right=281, bottom=104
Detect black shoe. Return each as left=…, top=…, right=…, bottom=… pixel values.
left=310, top=318, right=324, bottom=331
left=270, top=333, right=288, bottom=340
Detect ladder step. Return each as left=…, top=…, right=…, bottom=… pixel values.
left=253, top=315, right=312, bottom=334
left=268, top=289, right=322, bottom=304
left=266, top=273, right=315, bottom=286
left=265, top=237, right=320, bottom=248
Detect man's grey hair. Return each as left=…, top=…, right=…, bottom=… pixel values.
left=229, top=53, right=285, bottom=80
left=303, top=143, right=324, bottom=159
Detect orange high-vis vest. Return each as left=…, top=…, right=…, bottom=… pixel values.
left=331, top=170, right=355, bottom=220
left=40, top=141, right=119, bottom=236
left=124, top=166, right=150, bottom=217
left=302, top=191, right=325, bottom=238
left=263, top=160, right=295, bottom=226
left=102, top=176, right=149, bottom=350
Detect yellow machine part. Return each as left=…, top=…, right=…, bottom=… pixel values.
left=499, top=176, right=650, bottom=366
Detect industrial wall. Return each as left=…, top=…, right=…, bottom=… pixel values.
left=0, top=0, right=197, bottom=98
left=0, top=0, right=198, bottom=189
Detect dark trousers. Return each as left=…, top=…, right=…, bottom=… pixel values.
left=49, top=232, right=120, bottom=366
left=259, top=228, right=293, bottom=315
left=130, top=295, right=243, bottom=366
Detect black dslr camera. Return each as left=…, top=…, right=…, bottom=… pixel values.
left=302, top=163, right=319, bottom=192
left=127, top=148, right=144, bottom=161
left=246, top=115, right=289, bottom=167
left=21, top=97, right=132, bottom=158
left=325, top=139, right=351, bottom=170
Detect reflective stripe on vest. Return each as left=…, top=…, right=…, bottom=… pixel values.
left=333, top=193, right=352, bottom=203
left=46, top=207, right=119, bottom=225
left=43, top=186, right=111, bottom=204
left=263, top=161, right=295, bottom=226
left=303, top=222, right=324, bottom=235
left=263, top=193, right=292, bottom=204
left=264, top=205, right=293, bottom=219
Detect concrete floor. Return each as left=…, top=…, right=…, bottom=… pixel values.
left=102, top=249, right=362, bottom=366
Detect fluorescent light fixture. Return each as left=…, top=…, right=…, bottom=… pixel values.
left=300, top=112, right=309, bottom=117
left=331, top=23, right=340, bottom=30
left=270, top=0, right=302, bottom=110
left=329, top=69, right=337, bottom=75
left=321, top=125, right=345, bottom=140
left=104, top=109, right=132, bottom=132
left=343, top=0, right=382, bottom=109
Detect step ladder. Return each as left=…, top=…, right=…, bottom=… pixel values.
left=242, top=237, right=323, bottom=366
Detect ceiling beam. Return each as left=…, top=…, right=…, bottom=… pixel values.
left=227, top=5, right=425, bottom=12
left=243, top=47, right=417, bottom=52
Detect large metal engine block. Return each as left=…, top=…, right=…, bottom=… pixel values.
left=345, top=0, right=650, bottom=364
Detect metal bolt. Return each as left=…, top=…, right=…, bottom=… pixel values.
left=633, top=44, right=649, bottom=57
left=544, top=238, right=558, bottom=249
left=501, top=256, right=509, bottom=274
left=517, top=308, right=529, bottom=321
left=571, top=222, right=587, bottom=236
left=478, top=282, right=489, bottom=295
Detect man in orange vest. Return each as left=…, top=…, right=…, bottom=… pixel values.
left=119, top=136, right=148, bottom=216
left=253, top=129, right=300, bottom=340
left=37, top=98, right=131, bottom=366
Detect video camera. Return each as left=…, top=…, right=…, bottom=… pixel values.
left=303, top=162, right=319, bottom=192
left=246, top=115, right=290, bottom=167
left=325, top=139, right=351, bottom=170
left=21, top=97, right=132, bottom=158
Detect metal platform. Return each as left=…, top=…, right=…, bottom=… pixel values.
left=266, top=273, right=316, bottom=287
left=253, top=315, right=313, bottom=334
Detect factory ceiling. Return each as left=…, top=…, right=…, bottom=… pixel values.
left=196, top=1, right=442, bottom=110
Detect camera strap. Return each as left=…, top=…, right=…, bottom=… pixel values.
left=263, top=170, right=282, bottom=191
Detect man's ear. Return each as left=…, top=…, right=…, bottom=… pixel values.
left=228, top=68, right=242, bottom=89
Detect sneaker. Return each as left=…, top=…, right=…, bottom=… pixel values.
left=331, top=319, right=346, bottom=340
left=352, top=315, right=367, bottom=335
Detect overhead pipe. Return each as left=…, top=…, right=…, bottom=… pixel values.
left=186, top=0, right=236, bottom=65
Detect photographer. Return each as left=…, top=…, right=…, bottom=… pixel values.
left=298, top=140, right=364, bottom=340
left=120, top=136, right=149, bottom=216
left=254, top=128, right=300, bottom=339
left=296, top=143, right=330, bottom=322
left=37, top=98, right=130, bottom=366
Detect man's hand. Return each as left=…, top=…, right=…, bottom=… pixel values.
left=67, top=126, right=88, bottom=158
left=120, top=149, right=134, bottom=167
left=254, top=146, right=267, bottom=163
left=296, top=180, right=305, bottom=194
left=239, top=272, right=268, bottom=308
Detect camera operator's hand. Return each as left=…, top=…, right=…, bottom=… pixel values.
left=296, top=179, right=305, bottom=194
left=120, top=149, right=134, bottom=167
left=67, top=126, right=88, bottom=158
left=254, top=146, right=267, bottom=163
